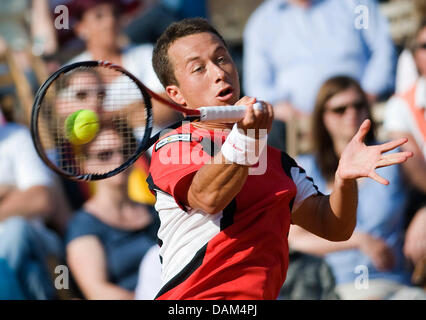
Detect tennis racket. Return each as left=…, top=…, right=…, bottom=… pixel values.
left=31, top=60, right=254, bottom=181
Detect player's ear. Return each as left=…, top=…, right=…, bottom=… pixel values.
left=166, top=85, right=186, bottom=106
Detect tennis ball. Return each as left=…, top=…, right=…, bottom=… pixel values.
left=65, top=109, right=99, bottom=145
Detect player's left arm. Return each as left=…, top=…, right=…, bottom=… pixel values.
left=292, top=119, right=413, bottom=241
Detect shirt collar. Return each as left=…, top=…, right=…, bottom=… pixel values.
left=416, top=77, right=426, bottom=109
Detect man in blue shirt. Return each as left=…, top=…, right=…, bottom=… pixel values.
left=243, top=0, right=396, bottom=149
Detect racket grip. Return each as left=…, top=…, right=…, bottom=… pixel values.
left=198, top=105, right=247, bottom=122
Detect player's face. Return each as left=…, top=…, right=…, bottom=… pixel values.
left=323, top=86, right=368, bottom=143
left=414, top=27, right=426, bottom=76
left=166, top=32, right=240, bottom=109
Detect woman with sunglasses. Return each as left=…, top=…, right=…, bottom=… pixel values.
left=65, top=123, right=160, bottom=299
left=384, top=20, right=426, bottom=280
left=288, top=76, right=426, bottom=299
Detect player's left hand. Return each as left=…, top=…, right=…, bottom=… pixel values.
left=336, top=119, right=413, bottom=185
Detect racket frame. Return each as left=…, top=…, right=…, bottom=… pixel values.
left=31, top=60, right=153, bottom=181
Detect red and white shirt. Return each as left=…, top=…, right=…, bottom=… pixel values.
left=148, top=124, right=319, bottom=300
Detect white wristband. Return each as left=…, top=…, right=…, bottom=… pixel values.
left=221, top=124, right=268, bottom=166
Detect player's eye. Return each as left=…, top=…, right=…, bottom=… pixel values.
left=192, top=65, right=204, bottom=73
left=217, top=56, right=226, bottom=64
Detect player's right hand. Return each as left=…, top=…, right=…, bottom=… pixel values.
left=235, top=96, right=274, bottom=136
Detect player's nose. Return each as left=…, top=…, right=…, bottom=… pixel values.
left=211, top=63, right=227, bottom=83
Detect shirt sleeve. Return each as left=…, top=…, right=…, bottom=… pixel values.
left=148, top=132, right=212, bottom=210
left=135, top=244, right=162, bottom=300
left=290, top=165, right=322, bottom=213
left=383, top=96, right=412, bottom=134
left=281, top=152, right=321, bottom=213
left=65, top=210, right=102, bottom=245
left=395, top=49, right=418, bottom=94
left=11, top=126, right=54, bottom=190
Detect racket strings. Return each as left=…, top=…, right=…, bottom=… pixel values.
left=36, top=65, right=149, bottom=177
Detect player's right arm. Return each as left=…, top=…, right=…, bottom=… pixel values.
left=185, top=97, right=273, bottom=214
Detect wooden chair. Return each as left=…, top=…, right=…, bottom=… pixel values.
left=379, top=0, right=420, bottom=47
left=286, top=115, right=312, bottom=158
left=0, top=42, right=34, bottom=125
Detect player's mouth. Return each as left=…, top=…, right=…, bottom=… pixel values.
left=216, top=86, right=234, bottom=102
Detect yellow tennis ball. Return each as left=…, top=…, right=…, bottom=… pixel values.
left=65, top=109, right=99, bottom=145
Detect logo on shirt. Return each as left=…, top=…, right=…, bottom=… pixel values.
left=155, top=134, right=191, bottom=151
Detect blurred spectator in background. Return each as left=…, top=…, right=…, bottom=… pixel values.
left=125, top=0, right=208, bottom=45
left=31, top=0, right=58, bottom=57
left=0, top=115, right=69, bottom=299
left=243, top=0, right=396, bottom=151
left=289, top=76, right=425, bottom=300
left=65, top=0, right=179, bottom=209
left=395, top=0, right=426, bottom=94
left=384, top=20, right=426, bottom=281
left=67, top=0, right=178, bottom=129
left=65, top=124, right=160, bottom=299
left=135, top=243, right=161, bottom=299
left=278, top=249, right=339, bottom=300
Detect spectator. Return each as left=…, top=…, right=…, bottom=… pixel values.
left=384, top=20, right=426, bottom=279
left=0, top=119, right=67, bottom=299
left=289, top=75, right=426, bottom=299
left=395, top=0, right=426, bottom=93
left=65, top=124, right=160, bottom=299
left=55, top=68, right=104, bottom=118
left=243, top=0, right=396, bottom=150
left=31, top=0, right=58, bottom=57
left=395, top=50, right=418, bottom=94
left=135, top=244, right=162, bottom=300
left=125, top=0, right=209, bottom=45
left=278, top=249, right=339, bottom=300
left=67, top=0, right=178, bottom=128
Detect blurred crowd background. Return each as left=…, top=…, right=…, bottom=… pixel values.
left=0, top=0, right=425, bottom=300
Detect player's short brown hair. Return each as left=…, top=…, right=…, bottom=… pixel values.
left=152, top=18, right=227, bottom=87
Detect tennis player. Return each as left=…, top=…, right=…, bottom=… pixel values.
left=147, top=18, right=412, bottom=300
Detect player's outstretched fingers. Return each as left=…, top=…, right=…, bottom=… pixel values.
left=369, top=171, right=389, bottom=185
left=379, top=137, right=409, bottom=153
left=354, top=119, right=371, bottom=143
left=376, top=151, right=413, bottom=168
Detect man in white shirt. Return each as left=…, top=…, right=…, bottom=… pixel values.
left=0, top=121, right=66, bottom=299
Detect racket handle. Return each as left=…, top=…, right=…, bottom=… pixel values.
left=198, top=103, right=265, bottom=122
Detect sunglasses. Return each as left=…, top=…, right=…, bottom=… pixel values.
left=88, top=148, right=124, bottom=162
left=415, top=43, right=426, bottom=50
left=325, top=101, right=366, bottom=115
